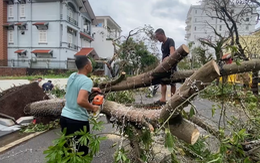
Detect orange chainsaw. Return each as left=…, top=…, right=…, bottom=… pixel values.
left=89, top=92, right=105, bottom=118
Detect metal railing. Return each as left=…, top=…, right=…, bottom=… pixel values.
left=83, top=28, right=91, bottom=35
left=67, top=16, right=78, bottom=26
left=68, top=43, right=78, bottom=50
left=0, top=59, right=77, bottom=70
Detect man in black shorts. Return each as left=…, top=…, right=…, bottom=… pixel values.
left=154, top=28, right=176, bottom=105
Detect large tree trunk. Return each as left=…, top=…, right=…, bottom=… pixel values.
left=24, top=60, right=260, bottom=145
left=101, top=45, right=189, bottom=92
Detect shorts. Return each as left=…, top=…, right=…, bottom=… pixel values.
left=161, top=66, right=177, bottom=86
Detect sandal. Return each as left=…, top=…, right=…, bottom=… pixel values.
left=153, top=100, right=166, bottom=106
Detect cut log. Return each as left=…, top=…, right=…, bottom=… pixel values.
left=101, top=44, right=189, bottom=92
left=169, top=118, right=200, bottom=145
left=24, top=98, right=65, bottom=117
left=189, top=116, right=221, bottom=139
left=160, top=60, right=220, bottom=121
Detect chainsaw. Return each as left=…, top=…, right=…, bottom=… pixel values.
left=88, top=91, right=105, bottom=118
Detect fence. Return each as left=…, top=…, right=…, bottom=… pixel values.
left=0, top=59, right=77, bottom=70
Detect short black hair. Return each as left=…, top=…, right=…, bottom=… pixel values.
left=48, top=80, right=52, bottom=83
left=38, top=77, right=42, bottom=79
left=75, top=55, right=90, bottom=70
left=155, top=28, right=165, bottom=35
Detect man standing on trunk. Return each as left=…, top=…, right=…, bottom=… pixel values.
left=154, top=28, right=176, bottom=105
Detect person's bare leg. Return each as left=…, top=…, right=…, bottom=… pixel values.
left=160, top=84, right=167, bottom=102
left=171, top=85, right=176, bottom=96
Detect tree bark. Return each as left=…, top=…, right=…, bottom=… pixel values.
left=101, top=44, right=189, bottom=92
left=24, top=59, right=260, bottom=145
left=169, top=118, right=200, bottom=145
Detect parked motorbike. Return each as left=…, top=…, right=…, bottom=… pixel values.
left=146, top=85, right=159, bottom=97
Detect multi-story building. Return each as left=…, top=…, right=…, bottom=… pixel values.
left=91, top=16, right=121, bottom=76
left=185, top=1, right=257, bottom=47
left=1, top=0, right=99, bottom=69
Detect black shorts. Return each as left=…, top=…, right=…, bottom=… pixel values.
left=162, top=66, right=177, bottom=86
left=60, top=116, right=90, bottom=156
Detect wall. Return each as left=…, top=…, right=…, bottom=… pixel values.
left=0, top=1, right=7, bottom=61
left=0, top=67, right=27, bottom=76
left=91, top=27, right=114, bottom=59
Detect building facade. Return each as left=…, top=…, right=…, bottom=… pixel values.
left=1, top=0, right=98, bottom=69
left=185, top=2, right=257, bottom=47
left=91, top=16, right=121, bottom=76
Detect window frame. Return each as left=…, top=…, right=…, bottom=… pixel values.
left=39, top=30, right=47, bottom=43
left=19, top=4, right=26, bottom=18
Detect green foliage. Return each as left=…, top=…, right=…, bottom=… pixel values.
left=191, top=46, right=213, bottom=68
left=106, top=90, right=135, bottom=104
left=119, top=38, right=159, bottom=75
left=51, top=86, right=66, bottom=98
left=114, top=148, right=130, bottom=163
left=44, top=118, right=106, bottom=163
left=20, top=120, right=60, bottom=133
left=178, top=58, right=192, bottom=70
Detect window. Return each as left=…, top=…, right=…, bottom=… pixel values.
left=246, top=18, right=249, bottom=22
left=39, top=30, right=47, bottom=43
left=8, top=5, right=14, bottom=18
left=20, top=4, right=25, bottom=18
left=195, top=10, right=197, bottom=14
left=9, top=30, right=14, bottom=43
left=194, top=26, right=196, bottom=31
left=67, top=33, right=73, bottom=44
left=68, top=8, right=73, bottom=18
left=219, top=25, right=222, bottom=31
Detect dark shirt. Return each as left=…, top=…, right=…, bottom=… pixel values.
left=42, top=82, right=54, bottom=91
left=161, top=38, right=175, bottom=60
left=161, top=38, right=176, bottom=72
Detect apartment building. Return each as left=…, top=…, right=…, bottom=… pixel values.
left=185, top=1, right=257, bottom=46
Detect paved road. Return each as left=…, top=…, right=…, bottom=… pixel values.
left=0, top=83, right=243, bottom=162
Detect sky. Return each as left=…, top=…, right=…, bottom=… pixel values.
left=89, top=0, right=200, bottom=48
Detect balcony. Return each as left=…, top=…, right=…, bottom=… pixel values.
left=67, top=16, right=78, bottom=26
left=185, top=25, right=191, bottom=31
left=68, top=43, right=78, bottom=50
left=83, top=28, right=91, bottom=35
left=185, top=33, right=191, bottom=38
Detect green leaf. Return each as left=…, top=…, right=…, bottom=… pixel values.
left=164, top=128, right=174, bottom=152
left=189, top=107, right=195, bottom=118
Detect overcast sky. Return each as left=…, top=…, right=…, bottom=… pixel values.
left=89, top=0, right=200, bottom=47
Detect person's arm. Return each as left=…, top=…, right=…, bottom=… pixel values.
left=163, top=39, right=175, bottom=62
left=77, top=90, right=99, bottom=112
left=169, top=39, right=175, bottom=55
left=91, top=87, right=101, bottom=93
left=170, top=46, right=175, bottom=55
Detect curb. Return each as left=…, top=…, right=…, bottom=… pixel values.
left=0, top=131, right=47, bottom=153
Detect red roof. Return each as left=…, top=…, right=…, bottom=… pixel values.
left=3, top=23, right=14, bottom=26
left=15, top=22, right=24, bottom=25
left=14, top=49, right=26, bottom=53
left=31, top=50, right=52, bottom=54
left=80, top=32, right=94, bottom=41
left=75, top=48, right=93, bottom=56
left=32, top=22, right=48, bottom=26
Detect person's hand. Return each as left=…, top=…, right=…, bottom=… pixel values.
left=92, top=105, right=100, bottom=112
left=92, top=87, right=101, bottom=93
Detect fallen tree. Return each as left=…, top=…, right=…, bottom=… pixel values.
left=24, top=58, right=260, bottom=145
